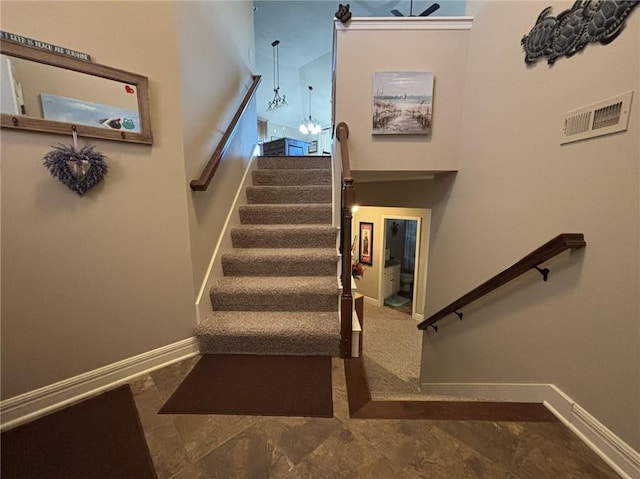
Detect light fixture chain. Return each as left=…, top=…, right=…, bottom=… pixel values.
left=272, top=44, right=276, bottom=92
left=268, top=39, right=287, bottom=111
left=275, top=42, right=280, bottom=90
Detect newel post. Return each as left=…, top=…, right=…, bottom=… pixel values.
left=340, top=177, right=355, bottom=357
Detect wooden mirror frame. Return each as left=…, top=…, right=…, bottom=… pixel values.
left=1, top=40, right=153, bottom=144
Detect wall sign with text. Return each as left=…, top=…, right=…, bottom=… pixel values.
left=0, top=31, right=91, bottom=61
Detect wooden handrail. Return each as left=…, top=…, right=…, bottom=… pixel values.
left=336, top=122, right=351, bottom=178
left=417, top=233, right=586, bottom=331
left=337, top=121, right=354, bottom=357
left=190, top=75, right=262, bottom=191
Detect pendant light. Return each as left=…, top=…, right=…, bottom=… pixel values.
left=267, top=40, right=287, bottom=111
left=299, top=85, right=321, bottom=135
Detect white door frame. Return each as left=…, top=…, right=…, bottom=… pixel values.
left=378, top=214, right=423, bottom=320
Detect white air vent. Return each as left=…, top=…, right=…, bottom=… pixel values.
left=561, top=91, right=633, bottom=144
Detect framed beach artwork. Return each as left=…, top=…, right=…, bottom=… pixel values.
left=372, top=71, right=434, bottom=135
left=359, top=222, right=373, bottom=266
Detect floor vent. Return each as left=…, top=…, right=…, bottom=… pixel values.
left=561, top=91, right=633, bottom=144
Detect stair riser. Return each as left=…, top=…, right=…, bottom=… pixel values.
left=252, top=169, right=331, bottom=186
left=195, top=311, right=340, bottom=357
left=231, top=230, right=336, bottom=248
left=210, top=293, right=337, bottom=312
left=197, top=336, right=340, bottom=356
left=239, top=206, right=332, bottom=224
left=246, top=186, right=332, bottom=204
left=222, top=259, right=337, bottom=277
left=258, top=156, right=331, bottom=170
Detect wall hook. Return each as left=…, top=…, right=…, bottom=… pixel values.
left=533, top=265, right=550, bottom=281
left=71, top=126, right=79, bottom=150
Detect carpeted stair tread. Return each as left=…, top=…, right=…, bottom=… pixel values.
left=196, top=152, right=340, bottom=357
left=252, top=169, right=331, bottom=186
left=195, top=311, right=340, bottom=355
left=231, top=224, right=337, bottom=248
left=239, top=204, right=332, bottom=224
left=222, top=248, right=339, bottom=276
left=210, top=276, right=339, bottom=312
left=246, top=185, right=332, bottom=204
left=258, top=156, right=331, bottom=170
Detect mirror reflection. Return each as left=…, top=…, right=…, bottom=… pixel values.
left=1, top=55, right=141, bottom=133
left=0, top=40, right=152, bottom=144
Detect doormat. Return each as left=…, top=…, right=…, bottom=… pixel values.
left=159, top=354, right=333, bottom=417
left=384, top=294, right=410, bottom=307
left=1, top=385, right=156, bottom=479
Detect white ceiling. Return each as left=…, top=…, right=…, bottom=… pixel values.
left=253, top=1, right=467, bottom=135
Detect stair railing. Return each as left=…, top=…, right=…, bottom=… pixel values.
left=190, top=75, right=262, bottom=191
left=417, top=233, right=586, bottom=331
left=336, top=122, right=354, bottom=357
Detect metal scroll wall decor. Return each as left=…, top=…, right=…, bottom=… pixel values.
left=521, top=0, right=639, bottom=66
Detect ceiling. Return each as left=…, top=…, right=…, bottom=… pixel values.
left=253, top=1, right=467, bottom=137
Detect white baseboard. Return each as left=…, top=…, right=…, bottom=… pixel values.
left=363, top=295, right=379, bottom=306
left=419, top=382, right=639, bottom=479
left=194, top=146, right=259, bottom=323
left=0, top=337, right=200, bottom=431
left=544, top=385, right=640, bottom=479
left=362, top=295, right=424, bottom=322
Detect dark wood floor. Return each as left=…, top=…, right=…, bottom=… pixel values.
left=344, top=357, right=558, bottom=422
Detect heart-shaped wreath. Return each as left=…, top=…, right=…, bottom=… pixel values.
left=43, top=143, right=108, bottom=196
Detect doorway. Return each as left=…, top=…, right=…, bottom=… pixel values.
left=380, top=216, right=420, bottom=317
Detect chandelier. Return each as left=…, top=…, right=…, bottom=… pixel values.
left=267, top=40, right=287, bottom=111
left=299, top=85, right=321, bottom=135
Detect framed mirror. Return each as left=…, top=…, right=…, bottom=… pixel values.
left=1, top=39, right=153, bottom=144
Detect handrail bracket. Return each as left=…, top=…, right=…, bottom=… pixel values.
left=533, top=265, right=550, bottom=281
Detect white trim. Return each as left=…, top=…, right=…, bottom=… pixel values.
left=351, top=312, right=362, bottom=358
left=419, top=382, right=550, bottom=402
left=0, top=337, right=200, bottom=432
left=335, top=17, right=473, bottom=32
left=378, top=213, right=429, bottom=318
left=194, top=146, right=259, bottom=323
left=545, top=387, right=640, bottom=479
left=363, top=295, right=379, bottom=307
left=363, top=294, right=424, bottom=317
left=418, top=382, right=639, bottom=479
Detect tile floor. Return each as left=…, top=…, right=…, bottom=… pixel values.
left=130, top=356, right=621, bottom=479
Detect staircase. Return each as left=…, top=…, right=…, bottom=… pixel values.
left=195, top=155, right=341, bottom=356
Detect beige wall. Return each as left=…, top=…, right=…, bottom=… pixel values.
left=425, top=2, right=637, bottom=448
left=352, top=205, right=431, bottom=317
left=339, top=2, right=640, bottom=450
left=334, top=21, right=470, bottom=172
left=174, top=1, right=257, bottom=294
left=0, top=1, right=198, bottom=399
